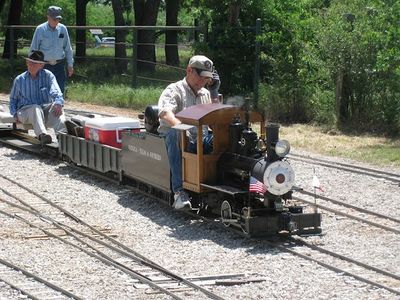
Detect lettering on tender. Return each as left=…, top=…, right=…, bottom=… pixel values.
left=127, top=145, right=161, bottom=161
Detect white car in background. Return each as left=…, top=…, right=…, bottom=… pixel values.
left=94, top=36, right=115, bottom=48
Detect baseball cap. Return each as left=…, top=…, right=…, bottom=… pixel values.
left=25, top=50, right=45, bottom=64
left=188, top=55, right=213, bottom=78
left=48, top=6, right=62, bottom=20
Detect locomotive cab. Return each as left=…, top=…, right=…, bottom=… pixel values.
left=174, top=103, right=265, bottom=193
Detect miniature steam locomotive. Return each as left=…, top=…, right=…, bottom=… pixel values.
left=58, top=103, right=321, bottom=236
left=1, top=103, right=321, bottom=236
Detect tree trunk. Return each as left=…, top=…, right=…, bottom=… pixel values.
left=228, top=3, right=240, bottom=25
left=2, top=0, right=23, bottom=59
left=165, top=0, right=179, bottom=66
left=75, top=0, right=89, bottom=61
left=134, top=0, right=161, bottom=72
left=111, top=0, right=128, bottom=72
left=0, top=0, right=7, bottom=14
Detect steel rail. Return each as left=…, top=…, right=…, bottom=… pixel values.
left=290, top=152, right=400, bottom=179
left=119, top=182, right=400, bottom=295
left=292, top=196, right=400, bottom=234
left=299, top=189, right=400, bottom=224
left=289, top=155, right=400, bottom=185
left=0, top=202, right=186, bottom=300
left=0, top=252, right=83, bottom=300
left=3, top=170, right=398, bottom=298
left=286, top=236, right=400, bottom=281
left=0, top=276, right=40, bottom=300
left=0, top=176, right=225, bottom=300
left=261, top=238, right=400, bottom=296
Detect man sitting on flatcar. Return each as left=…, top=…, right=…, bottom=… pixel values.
left=157, top=55, right=220, bottom=210
left=9, top=50, right=66, bottom=144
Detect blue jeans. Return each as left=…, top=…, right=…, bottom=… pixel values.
left=162, top=129, right=213, bottom=193
left=187, top=134, right=213, bottom=154
left=45, top=62, right=66, bottom=94
left=162, top=128, right=182, bottom=193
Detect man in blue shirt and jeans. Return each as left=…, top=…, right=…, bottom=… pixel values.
left=9, top=50, right=65, bottom=144
left=30, top=6, right=74, bottom=95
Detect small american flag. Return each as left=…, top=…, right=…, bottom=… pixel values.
left=249, top=176, right=267, bottom=194
left=312, top=175, right=324, bottom=192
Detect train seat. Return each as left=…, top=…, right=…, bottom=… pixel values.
left=0, top=111, right=15, bottom=123
left=0, top=111, right=34, bottom=131
left=144, top=105, right=160, bottom=134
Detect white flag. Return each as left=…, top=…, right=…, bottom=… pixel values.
left=312, top=175, right=324, bottom=192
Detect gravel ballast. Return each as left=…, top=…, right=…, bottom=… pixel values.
left=0, top=142, right=399, bottom=299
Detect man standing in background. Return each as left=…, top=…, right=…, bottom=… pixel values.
left=30, top=6, right=74, bottom=95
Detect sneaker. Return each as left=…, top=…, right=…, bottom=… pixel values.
left=173, top=191, right=192, bottom=210
left=38, top=133, right=52, bottom=144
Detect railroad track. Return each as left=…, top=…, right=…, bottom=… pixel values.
left=0, top=257, right=82, bottom=300
left=1, top=104, right=399, bottom=297
left=293, top=191, right=400, bottom=234
left=119, top=175, right=400, bottom=296
left=289, top=152, right=400, bottom=185
left=2, top=164, right=399, bottom=298
left=262, top=236, right=400, bottom=296
left=0, top=174, right=228, bottom=300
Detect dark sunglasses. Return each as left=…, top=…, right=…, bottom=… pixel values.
left=192, top=68, right=204, bottom=76
left=192, top=67, right=214, bottom=78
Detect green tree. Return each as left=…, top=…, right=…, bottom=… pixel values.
left=317, top=0, right=400, bottom=132
left=198, top=0, right=317, bottom=122
left=2, top=0, right=23, bottom=59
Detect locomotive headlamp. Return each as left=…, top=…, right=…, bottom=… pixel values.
left=256, top=138, right=267, bottom=151
left=275, top=140, right=290, bottom=157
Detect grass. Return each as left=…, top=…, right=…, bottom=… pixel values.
left=66, top=83, right=163, bottom=110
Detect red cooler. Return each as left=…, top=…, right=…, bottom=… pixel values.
left=84, top=117, right=141, bottom=148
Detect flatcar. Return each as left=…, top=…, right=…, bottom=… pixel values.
left=1, top=103, right=321, bottom=236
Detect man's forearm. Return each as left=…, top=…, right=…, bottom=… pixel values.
left=160, top=110, right=181, bottom=127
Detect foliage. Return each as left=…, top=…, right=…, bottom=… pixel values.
left=316, top=0, right=400, bottom=134
left=196, top=0, right=399, bottom=134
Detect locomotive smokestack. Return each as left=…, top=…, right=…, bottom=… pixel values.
left=266, top=123, right=279, bottom=161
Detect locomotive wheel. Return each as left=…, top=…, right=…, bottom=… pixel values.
left=221, top=200, right=233, bottom=227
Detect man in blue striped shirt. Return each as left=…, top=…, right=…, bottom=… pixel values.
left=9, top=50, right=66, bottom=144
left=29, top=6, right=74, bottom=94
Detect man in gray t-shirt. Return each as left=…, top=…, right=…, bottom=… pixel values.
left=158, top=55, right=220, bottom=210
